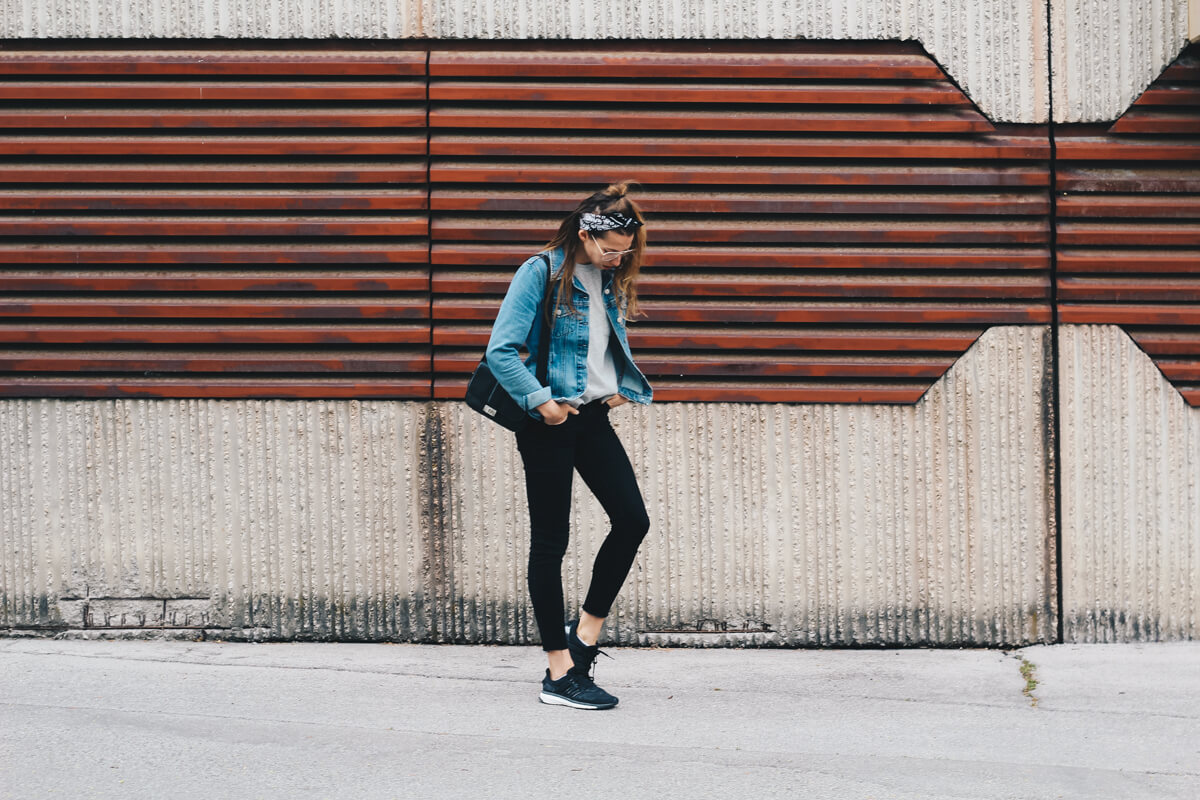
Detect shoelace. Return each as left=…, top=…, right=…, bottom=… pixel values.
left=577, top=645, right=614, bottom=681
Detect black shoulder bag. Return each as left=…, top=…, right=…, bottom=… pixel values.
left=464, top=253, right=555, bottom=432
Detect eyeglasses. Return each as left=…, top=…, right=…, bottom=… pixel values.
left=592, top=240, right=635, bottom=262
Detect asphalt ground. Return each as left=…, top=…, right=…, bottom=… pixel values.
left=1, top=638, right=1197, bottom=800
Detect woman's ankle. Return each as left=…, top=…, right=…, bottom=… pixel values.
left=576, top=610, right=605, bottom=646
left=547, top=649, right=573, bottom=680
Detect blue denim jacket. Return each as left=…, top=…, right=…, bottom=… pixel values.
left=485, top=246, right=653, bottom=418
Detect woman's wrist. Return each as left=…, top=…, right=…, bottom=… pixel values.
left=536, top=399, right=577, bottom=425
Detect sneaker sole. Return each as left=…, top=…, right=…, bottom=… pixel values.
left=538, top=691, right=617, bottom=710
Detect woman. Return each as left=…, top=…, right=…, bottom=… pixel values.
left=485, top=182, right=654, bottom=710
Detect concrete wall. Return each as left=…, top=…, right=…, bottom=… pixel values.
left=1, top=327, right=1058, bottom=645
left=0, top=402, right=431, bottom=639
left=2, top=2, right=1197, bottom=643
left=1059, top=326, right=1200, bottom=642
left=1050, top=0, right=1190, bottom=122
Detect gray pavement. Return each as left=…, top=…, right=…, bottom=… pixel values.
left=1, top=637, right=1197, bottom=800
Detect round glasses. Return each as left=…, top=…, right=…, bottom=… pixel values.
left=593, top=241, right=634, bottom=262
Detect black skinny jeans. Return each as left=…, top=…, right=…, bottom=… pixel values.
left=515, top=399, right=651, bottom=652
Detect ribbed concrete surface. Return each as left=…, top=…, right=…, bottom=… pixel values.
left=0, top=326, right=1056, bottom=645
left=0, top=0, right=1048, bottom=123
left=0, top=400, right=431, bottom=639
left=442, top=325, right=1057, bottom=647
left=1050, top=0, right=1190, bottom=122
left=433, top=0, right=1050, bottom=124
left=1059, top=325, right=1200, bottom=642
left=0, top=0, right=425, bottom=38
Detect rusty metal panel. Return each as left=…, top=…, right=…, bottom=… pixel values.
left=428, top=41, right=1052, bottom=404
left=428, top=46, right=951, bottom=80
left=1055, top=43, right=1200, bottom=407
left=0, top=44, right=430, bottom=399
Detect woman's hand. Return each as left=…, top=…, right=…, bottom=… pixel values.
left=604, top=395, right=629, bottom=409
left=536, top=399, right=579, bottom=425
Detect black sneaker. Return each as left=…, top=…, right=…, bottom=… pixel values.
left=565, top=619, right=613, bottom=679
left=539, top=668, right=618, bottom=710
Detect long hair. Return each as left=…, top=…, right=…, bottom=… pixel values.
left=541, top=181, right=646, bottom=323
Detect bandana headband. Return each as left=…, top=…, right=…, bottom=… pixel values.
left=579, top=212, right=643, bottom=233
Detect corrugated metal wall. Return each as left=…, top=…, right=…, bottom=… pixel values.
left=428, top=42, right=1051, bottom=403
left=0, top=46, right=431, bottom=398
left=1055, top=48, right=1200, bottom=405
left=0, top=41, right=1052, bottom=404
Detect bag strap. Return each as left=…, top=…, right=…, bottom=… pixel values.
left=535, top=252, right=554, bottom=385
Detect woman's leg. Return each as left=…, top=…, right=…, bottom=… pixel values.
left=572, top=408, right=650, bottom=643
left=515, top=422, right=577, bottom=677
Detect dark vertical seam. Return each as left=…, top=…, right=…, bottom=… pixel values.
left=425, top=47, right=433, bottom=403
left=1046, top=6, right=1066, bottom=645
left=422, top=46, right=441, bottom=643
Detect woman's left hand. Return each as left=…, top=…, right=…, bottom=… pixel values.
left=604, top=395, right=629, bottom=409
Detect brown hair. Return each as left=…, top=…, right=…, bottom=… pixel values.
left=541, top=181, right=646, bottom=322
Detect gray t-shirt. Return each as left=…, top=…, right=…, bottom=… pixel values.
left=568, top=261, right=620, bottom=407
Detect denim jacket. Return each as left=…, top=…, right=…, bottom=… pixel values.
left=485, top=246, right=653, bottom=419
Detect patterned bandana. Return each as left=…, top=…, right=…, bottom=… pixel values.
left=579, top=212, right=643, bottom=233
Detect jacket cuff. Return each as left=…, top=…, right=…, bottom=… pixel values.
left=522, top=385, right=552, bottom=413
